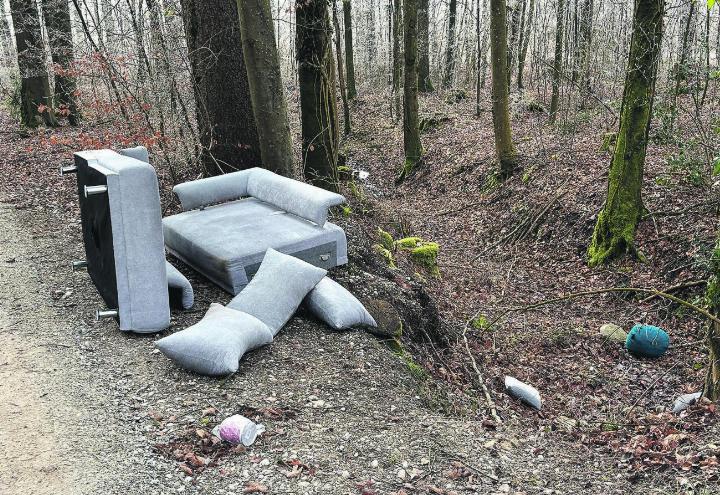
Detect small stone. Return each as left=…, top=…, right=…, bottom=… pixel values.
left=555, top=415, right=577, bottom=431
left=370, top=460, right=379, bottom=468
left=420, top=457, right=430, bottom=465
left=397, top=469, right=406, bottom=480
left=505, top=376, right=542, bottom=410
left=672, top=392, right=702, bottom=414
left=599, top=323, right=627, bottom=343
left=341, top=470, right=351, bottom=479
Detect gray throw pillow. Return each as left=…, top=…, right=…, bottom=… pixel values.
left=305, top=277, right=377, bottom=330
left=227, top=248, right=327, bottom=335
left=155, top=303, right=273, bottom=376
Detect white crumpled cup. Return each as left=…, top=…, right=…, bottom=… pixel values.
left=212, top=414, right=265, bottom=446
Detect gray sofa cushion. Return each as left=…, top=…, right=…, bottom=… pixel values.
left=74, top=149, right=169, bottom=333
left=173, top=169, right=253, bottom=211
left=247, top=168, right=345, bottom=226
left=166, top=261, right=194, bottom=310
left=163, top=198, right=347, bottom=294
left=305, top=277, right=377, bottom=330
left=155, top=303, right=273, bottom=376
left=227, top=249, right=327, bottom=335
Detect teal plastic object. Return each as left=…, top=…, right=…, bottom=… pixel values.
left=625, top=324, right=669, bottom=358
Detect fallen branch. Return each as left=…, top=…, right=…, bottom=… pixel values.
left=478, top=286, right=720, bottom=333
left=639, top=280, right=707, bottom=303
left=462, top=316, right=501, bottom=423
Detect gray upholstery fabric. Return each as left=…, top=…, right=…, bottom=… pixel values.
left=163, top=198, right=347, bottom=294
left=173, top=169, right=253, bottom=211
left=118, top=146, right=150, bottom=164
left=305, top=277, right=377, bottom=330
left=155, top=303, right=273, bottom=376
left=166, top=261, right=194, bottom=310
left=227, top=249, right=326, bottom=335
left=76, top=149, right=170, bottom=332
left=247, top=168, right=346, bottom=226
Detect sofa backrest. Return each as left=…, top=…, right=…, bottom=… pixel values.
left=173, top=167, right=346, bottom=226
left=246, top=168, right=345, bottom=226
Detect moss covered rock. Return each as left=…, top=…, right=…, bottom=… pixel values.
left=410, top=242, right=440, bottom=277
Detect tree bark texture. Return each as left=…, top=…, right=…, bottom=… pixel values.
left=43, top=0, right=80, bottom=125
left=417, top=0, right=434, bottom=92
left=399, top=0, right=422, bottom=182
left=343, top=0, right=357, bottom=99
left=549, top=0, right=565, bottom=123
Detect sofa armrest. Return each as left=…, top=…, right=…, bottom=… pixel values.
left=247, top=168, right=345, bottom=225
left=173, top=169, right=255, bottom=211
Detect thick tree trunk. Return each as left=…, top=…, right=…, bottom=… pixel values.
left=399, top=0, right=422, bottom=182
left=180, top=0, right=260, bottom=175
left=43, top=0, right=80, bottom=125
left=489, top=0, right=516, bottom=177
left=237, top=0, right=294, bottom=177
left=517, top=0, right=534, bottom=89
left=297, top=0, right=340, bottom=190
left=343, top=0, right=357, bottom=99
left=674, top=1, right=695, bottom=97
left=549, top=0, right=565, bottom=123
left=0, top=1, right=16, bottom=61
left=417, top=0, right=434, bottom=92
left=9, top=0, right=57, bottom=127
left=333, top=0, right=351, bottom=135
left=442, top=0, right=457, bottom=88
left=587, top=0, right=665, bottom=267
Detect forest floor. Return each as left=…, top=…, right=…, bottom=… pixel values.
left=0, top=85, right=718, bottom=494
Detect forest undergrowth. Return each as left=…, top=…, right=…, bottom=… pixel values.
left=2, top=84, right=719, bottom=484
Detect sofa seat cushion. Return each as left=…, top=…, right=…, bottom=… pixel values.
left=163, top=198, right=347, bottom=294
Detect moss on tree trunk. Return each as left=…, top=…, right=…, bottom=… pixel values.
left=399, top=0, right=422, bottom=182
left=237, top=0, right=294, bottom=177
left=587, top=0, right=664, bottom=267
left=297, top=0, right=340, bottom=191
left=705, top=241, right=720, bottom=401
left=489, top=0, right=516, bottom=177
left=10, top=0, right=56, bottom=128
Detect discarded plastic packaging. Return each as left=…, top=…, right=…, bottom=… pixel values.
left=504, top=376, right=542, bottom=410
left=212, top=414, right=265, bottom=446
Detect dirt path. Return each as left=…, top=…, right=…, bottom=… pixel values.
left=0, top=203, right=76, bottom=494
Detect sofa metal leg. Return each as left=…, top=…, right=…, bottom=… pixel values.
left=60, top=165, right=78, bottom=176
left=96, top=309, right=118, bottom=321
left=71, top=260, right=88, bottom=271
left=84, top=185, right=108, bottom=197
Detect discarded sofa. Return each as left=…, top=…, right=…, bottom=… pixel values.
left=163, top=168, right=348, bottom=294
left=65, top=148, right=193, bottom=333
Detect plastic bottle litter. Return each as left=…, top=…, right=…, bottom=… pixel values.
left=212, top=414, right=265, bottom=446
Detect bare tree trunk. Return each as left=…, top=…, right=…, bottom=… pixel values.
left=490, top=0, right=516, bottom=177
left=392, top=0, right=402, bottom=118
left=417, top=0, right=434, bottom=92
left=44, top=0, right=80, bottom=125
left=9, top=0, right=57, bottom=127
left=577, top=0, right=593, bottom=93
left=507, top=0, right=521, bottom=87
left=442, top=0, right=457, bottom=87
left=399, top=0, right=422, bottom=182
left=517, top=0, right=535, bottom=90
left=549, top=0, right=565, bottom=123
left=297, top=0, right=340, bottom=190
left=333, top=0, right=351, bottom=135
left=180, top=0, right=261, bottom=174
left=343, top=0, right=357, bottom=99
left=237, top=0, right=294, bottom=177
